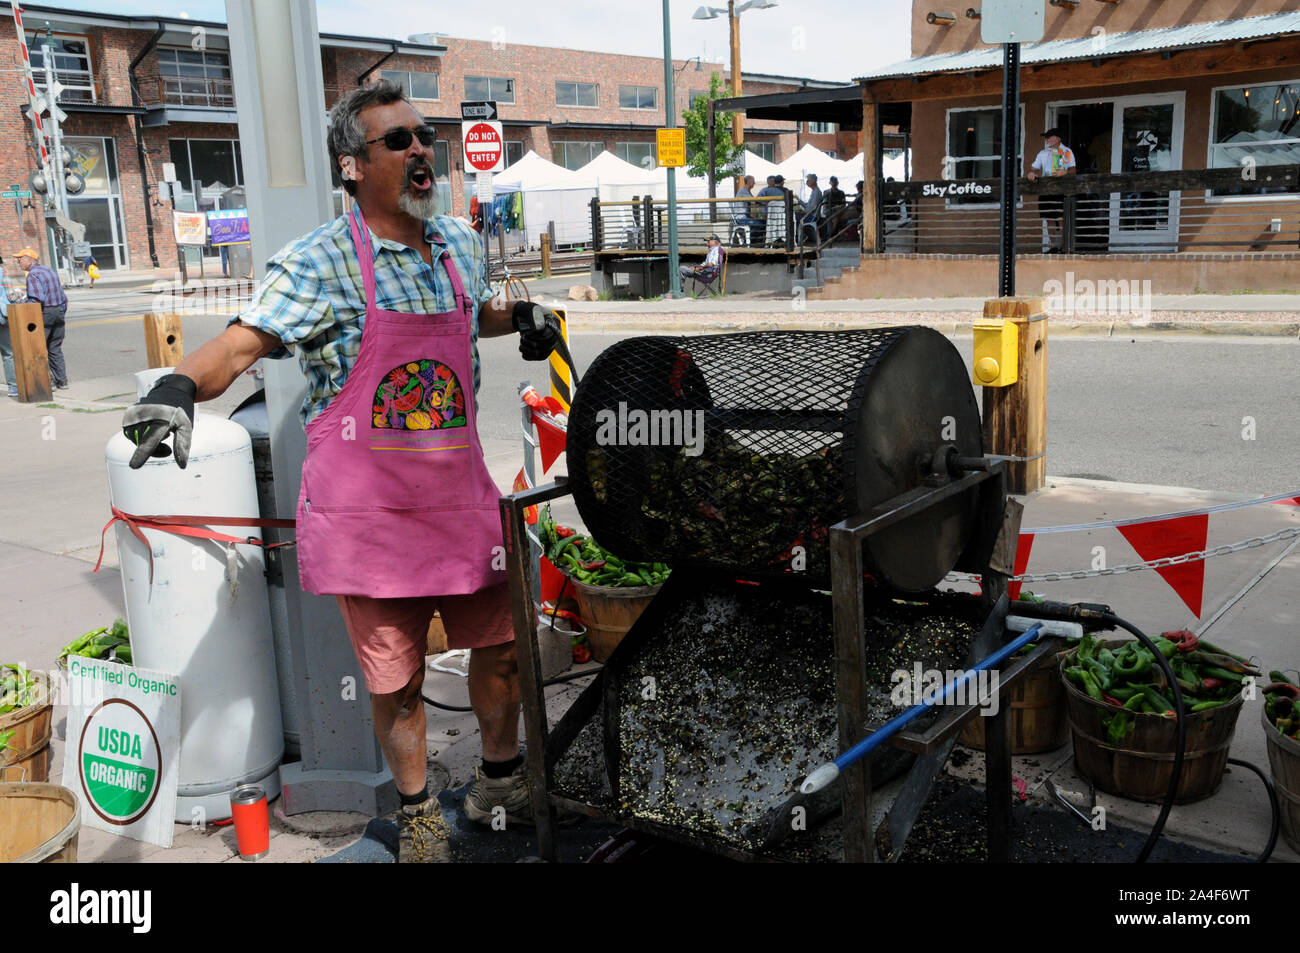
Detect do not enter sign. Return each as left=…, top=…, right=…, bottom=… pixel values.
left=462, top=120, right=504, bottom=173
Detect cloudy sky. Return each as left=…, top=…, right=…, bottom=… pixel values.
left=79, top=0, right=914, bottom=83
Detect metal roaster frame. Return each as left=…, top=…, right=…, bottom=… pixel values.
left=499, top=452, right=1063, bottom=863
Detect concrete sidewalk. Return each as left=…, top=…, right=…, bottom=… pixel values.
left=3, top=383, right=1297, bottom=862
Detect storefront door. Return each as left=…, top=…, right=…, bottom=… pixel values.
left=1048, top=93, right=1184, bottom=252
left=1107, top=94, right=1184, bottom=251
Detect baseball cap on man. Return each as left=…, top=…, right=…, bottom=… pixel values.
left=1042, top=127, right=1063, bottom=139
left=15, top=248, right=37, bottom=259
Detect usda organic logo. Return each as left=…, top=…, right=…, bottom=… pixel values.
left=78, top=699, right=162, bottom=825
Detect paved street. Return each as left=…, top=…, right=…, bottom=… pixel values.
left=58, top=279, right=1297, bottom=497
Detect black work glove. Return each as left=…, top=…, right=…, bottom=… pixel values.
left=122, top=373, right=197, bottom=469
left=511, top=301, right=562, bottom=362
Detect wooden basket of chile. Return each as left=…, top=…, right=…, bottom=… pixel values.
left=1060, top=635, right=1246, bottom=804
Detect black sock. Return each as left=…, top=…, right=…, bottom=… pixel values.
left=399, top=784, right=429, bottom=807
left=481, top=754, right=523, bottom=779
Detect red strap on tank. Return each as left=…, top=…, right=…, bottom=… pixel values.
left=95, top=507, right=297, bottom=584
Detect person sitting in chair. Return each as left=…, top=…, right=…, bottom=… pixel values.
left=679, top=234, right=724, bottom=288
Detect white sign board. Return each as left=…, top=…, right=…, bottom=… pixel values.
left=981, top=0, right=1045, bottom=44
left=462, top=120, right=505, bottom=174
left=62, top=658, right=181, bottom=848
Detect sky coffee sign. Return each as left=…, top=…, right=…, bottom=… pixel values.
left=921, top=181, right=994, bottom=199
left=63, top=657, right=180, bottom=847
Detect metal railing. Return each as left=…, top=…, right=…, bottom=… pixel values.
left=134, top=74, right=236, bottom=109
left=878, top=165, right=1300, bottom=255
left=591, top=194, right=795, bottom=254
left=34, top=68, right=97, bottom=103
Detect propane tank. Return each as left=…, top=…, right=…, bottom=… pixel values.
left=228, top=391, right=300, bottom=761
left=105, top=397, right=284, bottom=823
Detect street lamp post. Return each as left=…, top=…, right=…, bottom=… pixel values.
left=693, top=0, right=777, bottom=149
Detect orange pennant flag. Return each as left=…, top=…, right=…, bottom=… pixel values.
left=1118, top=513, right=1209, bottom=617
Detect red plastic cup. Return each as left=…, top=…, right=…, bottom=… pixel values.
left=230, top=785, right=269, bottom=861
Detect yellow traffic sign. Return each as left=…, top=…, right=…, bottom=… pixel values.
left=656, top=128, right=686, bottom=168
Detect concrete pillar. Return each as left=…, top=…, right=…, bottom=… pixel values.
left=225, top=0, right=394, bottom=816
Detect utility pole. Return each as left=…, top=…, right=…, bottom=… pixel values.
left=728, top=0, right=742, bottom=148
left=663, top=0, right=680, bottom=297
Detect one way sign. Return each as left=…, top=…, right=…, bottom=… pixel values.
left=461, top=100, right=497, bottom=121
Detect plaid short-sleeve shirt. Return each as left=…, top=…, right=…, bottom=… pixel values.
left=234, top=212, right=492, bottom=427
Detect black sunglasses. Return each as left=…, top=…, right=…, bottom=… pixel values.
left=364, top=125, right=436, bottom=151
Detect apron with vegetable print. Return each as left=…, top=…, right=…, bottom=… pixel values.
left=295, top=205, right=506, bottom=598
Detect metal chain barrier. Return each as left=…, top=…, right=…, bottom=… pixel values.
left=947, top=526, right=1300, bottom=584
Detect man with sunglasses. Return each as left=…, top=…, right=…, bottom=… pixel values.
left=120, top=80, right=563, bottom=862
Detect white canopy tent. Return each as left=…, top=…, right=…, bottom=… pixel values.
left=490, top=150, right=596, bottom=248
left=743, top=148, right=781, bottom=182
left=579, top=150, right=658, bottom=202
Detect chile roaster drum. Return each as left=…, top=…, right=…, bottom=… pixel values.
left=565, top=327, right=984, bottom=591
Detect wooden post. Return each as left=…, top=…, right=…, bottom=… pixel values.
left=982, top=296, right=1048, bottom=494
left=143, top=312, right=184, bottom=369
left=8, top=302, right=51, bottom=402
left=540, top=232, right=551, bottom=278
left=862, top=98, right=879, bottom=253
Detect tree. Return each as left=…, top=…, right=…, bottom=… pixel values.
left=683, top=72, right=746, bottom=181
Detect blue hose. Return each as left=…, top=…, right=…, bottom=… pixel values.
left=801, top=623, right=1044, bottom=794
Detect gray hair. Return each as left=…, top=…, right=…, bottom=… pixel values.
left=328, top=79, right=410, bottom=196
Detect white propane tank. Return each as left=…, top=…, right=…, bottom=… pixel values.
left=228, top=394, right=300, bottom=760
left=106, top=404, right=283, bottom=824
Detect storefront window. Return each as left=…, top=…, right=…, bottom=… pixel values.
left=556, top=81, right=598, bottom=107
left=946, top=106, right=1023, bottom=204
left=618, top=85, right=658, bottom=110
left=552, top=141, right=602, bottom=170
left=1210, top=82, right=1300, bottom=196
left=62, top=137, right=126, bottom=269
left=747, top=143, right=775, bottom=162
left=27, top=33, right=95, bottom=103
left=168, top=139, right=244, bottom=198
left=466, top=76, right=515, bottom=104
left=616, top=142, right=655, bottom=168
left=158, top=48, right=234, bottom=108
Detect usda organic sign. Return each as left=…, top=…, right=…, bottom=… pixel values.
left=63, top=657, right=180, bottom=847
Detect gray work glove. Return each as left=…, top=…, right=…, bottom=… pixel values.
left=123, top=373, right=197, bottom=469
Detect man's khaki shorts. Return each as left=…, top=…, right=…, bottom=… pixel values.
left=335, top=583, right=514, bottom=695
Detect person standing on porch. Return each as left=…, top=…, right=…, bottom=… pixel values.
left=1027, top=127, right=1076, bottom=253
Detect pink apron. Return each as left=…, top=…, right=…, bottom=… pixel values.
left=295, top=206, right=506, bottom=598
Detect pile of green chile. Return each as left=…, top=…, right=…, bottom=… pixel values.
left=1264, top=672, right=1300, bottom=742
left=637, top=438, right=844, bottom=574
left=1064, top=630, right=1258, bottom=744
left=1, top=662, right=44, bottom=754
left=540, top=505, right=670, bottom=588
left=58, top=619, right=132, bottom=666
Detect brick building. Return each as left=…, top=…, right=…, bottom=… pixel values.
left=0, top=2, right=844, bottom=273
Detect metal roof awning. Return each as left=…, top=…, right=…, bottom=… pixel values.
left=857, top=10, right=1300, bottom=82
left=0, top=2, right=446, bottom=56
left=142, top=105, right=239, bottom=128
left=714, top=85, right=911, bottom=130
left=23, top=102, right=146, bottom=117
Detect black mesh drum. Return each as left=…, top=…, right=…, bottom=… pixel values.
left=565, top=327, right=984, bottom=591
